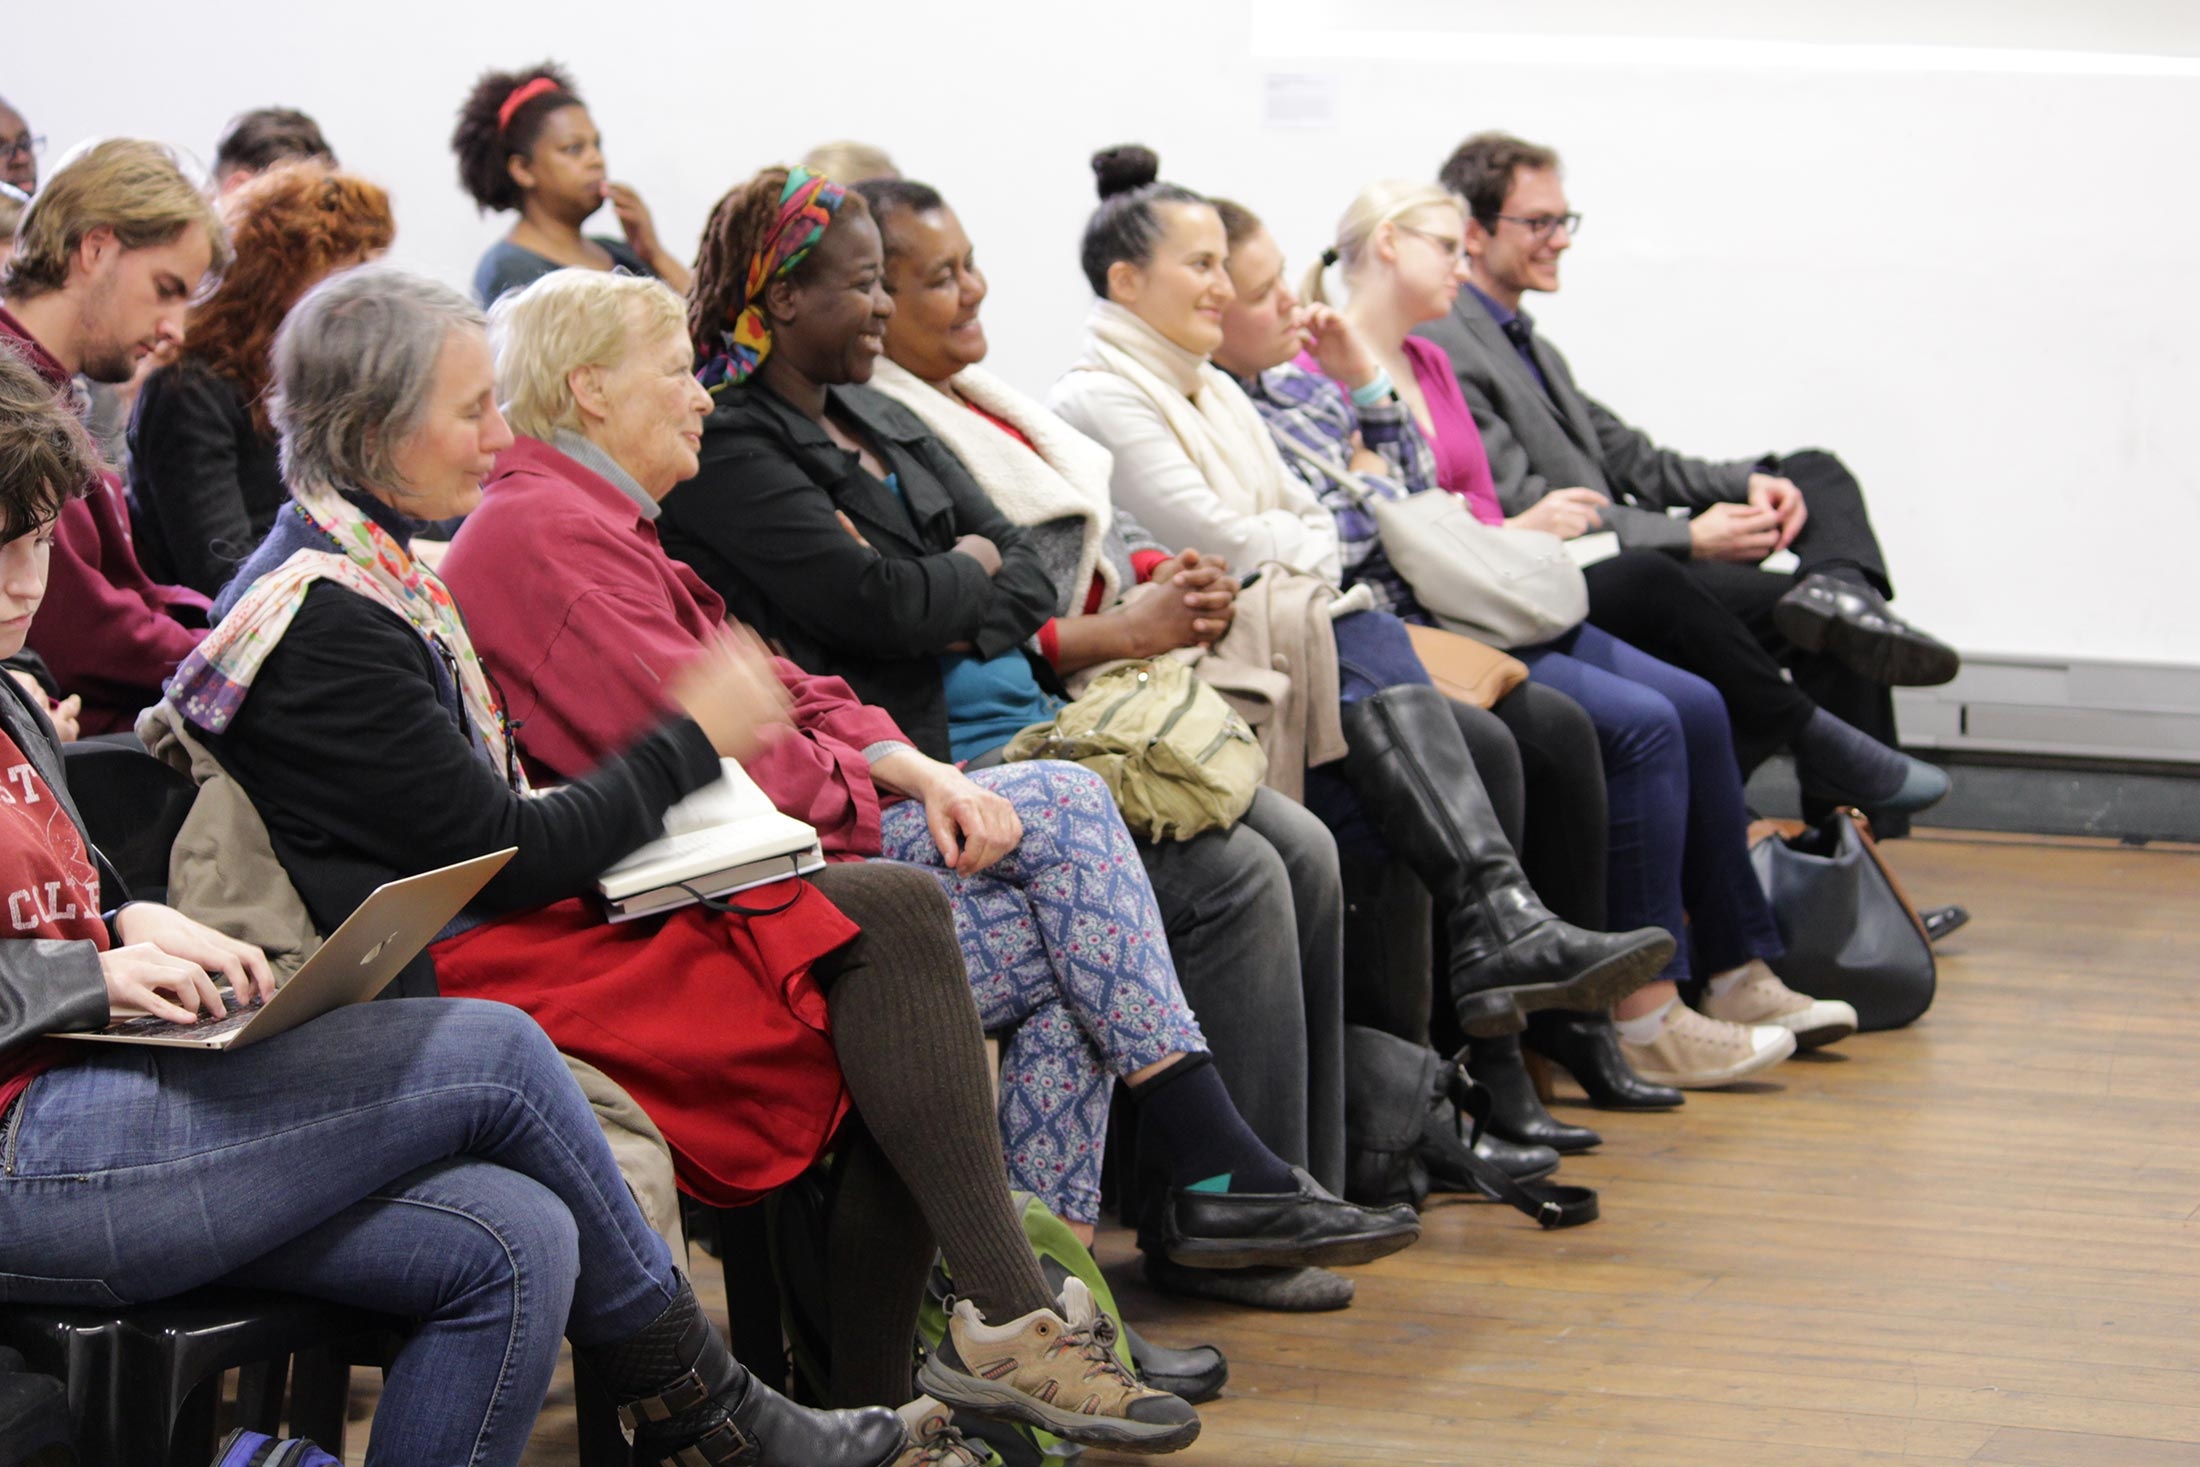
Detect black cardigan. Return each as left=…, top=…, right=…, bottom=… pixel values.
left=128, top=361, right=289, bottom=595
left=658, top=381, right=1060, bottom=762
left=202, top=581, right=721, bottom=996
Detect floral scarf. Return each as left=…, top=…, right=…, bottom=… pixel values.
left=166, top=483, right=526, bottom=790
left=697, top=166, right=847, bottom=391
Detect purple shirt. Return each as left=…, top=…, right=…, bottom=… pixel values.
left=1463, top=282, right=1552, bottom=398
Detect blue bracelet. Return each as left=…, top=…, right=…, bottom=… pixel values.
left=1349, top=368, right=1397, bottom=408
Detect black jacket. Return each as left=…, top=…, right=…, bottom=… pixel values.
left=0, top=678, right=125, bottom=1063
left=128, top=361, right=289, bottom=595
left=201, top=580, right=721, bottom=996
left=659, top=381, right=1060, bottom=762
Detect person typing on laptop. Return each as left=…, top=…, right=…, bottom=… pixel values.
left=0, top=339, right=913, bottom=1465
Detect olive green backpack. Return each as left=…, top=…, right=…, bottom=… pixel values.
left=1002, top=658, right=1266, bottom=842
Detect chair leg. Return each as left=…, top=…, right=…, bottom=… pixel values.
left=286, top=1347, right=350, bottom=1453
left=716, top=1206, right=785, bottom=1395
left=162, top=1376, right=221, bottom=1467
left=233, top=1357, right=287, bottom=1436
left=571, top=1359, right=633, bottom=1467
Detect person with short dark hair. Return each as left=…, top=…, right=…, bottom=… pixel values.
left=1423, top=131, right=1958, bottom=828
left=128, top=160, right=394, bottom=593
left=453, top=62, right=691, bottom=304
left=211, top=105, right=335, bottom=194
left=0, top=96, right=38, bottom=195
left=0, top=138, right=225, bottom=734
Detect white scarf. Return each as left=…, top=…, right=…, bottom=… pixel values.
left=868, top=356, right=1122, bottom=610
left=1067, top=299, right=1317, bottom=532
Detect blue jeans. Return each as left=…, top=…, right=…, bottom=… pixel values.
left=1516, top=623, right=1784, bottom=983
left=0, top=1000, right=680, bottom=1467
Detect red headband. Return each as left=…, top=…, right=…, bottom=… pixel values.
left=497, top=76, right=562, bottom=133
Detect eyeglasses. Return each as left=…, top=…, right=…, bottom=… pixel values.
left=1396, top=224, right=1467, bottom=263
left=1488, top=213, right=1582, bottom=241
left=0, top=135, right=44, bottom=162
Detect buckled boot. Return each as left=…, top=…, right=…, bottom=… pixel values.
left=578, top=1277, right=905, bottom=1466
left=1339, top=686, right=1675, bottom=1037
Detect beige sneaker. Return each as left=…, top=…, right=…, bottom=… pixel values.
left=915, top=1277, right=1200, bottom=1454
left=1619, top=1002, right=1795, bottom=1088
left=1700, top=960, right=1859, bottom=1050
left=889, top=1397, right=992, bottom=1465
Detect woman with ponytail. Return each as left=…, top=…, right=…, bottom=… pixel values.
left=452, top=62, right=691, bottom=304
left=1222, top=182, right=1870, bottom=1088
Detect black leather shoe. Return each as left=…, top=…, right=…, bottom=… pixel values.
left=1141, top=1255, right=1354, bottom=1311
left=1123, top=1319, right=1230, bottom=1405
left=1466, top=1033, right=1601, bottom=1153
left=1923, top=903, right=1970, bottom=943
left=1525, top=1010, right=1684, bottom=1112
left=1774, top=573, right=1960, bottom=687
left=1430, top=1130, right=1559, bottom=1185
left=1159, top=1167, right=1421, bottom=1271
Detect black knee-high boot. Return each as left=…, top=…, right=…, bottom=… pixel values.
left=577, top=1276, right=906, bottom=1467
left=1339, top=685, right=1674, bottom=1038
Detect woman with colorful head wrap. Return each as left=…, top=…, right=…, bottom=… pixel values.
left=662, top=167, right=1423, bottom=1303
left=451, top=61, right=692, bottom=305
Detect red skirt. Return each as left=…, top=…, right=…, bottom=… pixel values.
left=431, top=880, right=857, bottom=1206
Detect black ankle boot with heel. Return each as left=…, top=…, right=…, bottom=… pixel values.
left=577, top=1277, right=906, bottom=1466
left=1339, top=687, right=1674, bottom=1038
left=1524, top=1010, right=1684, bottom=1112
left=1466, top=1033, right=1601, bottom=1153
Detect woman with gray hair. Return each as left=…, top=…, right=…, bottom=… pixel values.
left=177, top=262, right=1206, bottom=1459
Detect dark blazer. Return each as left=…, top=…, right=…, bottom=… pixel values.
left=1416, top=291, right=1756, bottom=556
left=659, top=381, right=1060, bottom=763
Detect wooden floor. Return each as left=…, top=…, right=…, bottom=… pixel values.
left=343, top=832, right=2200, bottom=1465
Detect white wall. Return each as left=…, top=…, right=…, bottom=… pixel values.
left=13, top=0, right=2197, bottom=666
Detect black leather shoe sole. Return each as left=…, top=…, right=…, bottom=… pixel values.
left=1457, top=927, right=1676, bottom=1038
left=1774, top=591, right=1960, bottom=687
left=1142, top=1255, right=1355, bottom=1311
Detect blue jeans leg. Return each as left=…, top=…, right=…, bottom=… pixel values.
left=0, top=999, right=681, bottom=1467
left=1515, top=637, right=1692, bottom=985
left=1554, top=624, right=1785, bottom=974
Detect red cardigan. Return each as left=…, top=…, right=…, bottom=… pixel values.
left=442, top=435, right=908, bottom=858
left=1, top=309, right=209, bottom=734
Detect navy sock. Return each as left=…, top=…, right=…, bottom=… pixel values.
left=1129, top=1053, right=1297, bottom=1194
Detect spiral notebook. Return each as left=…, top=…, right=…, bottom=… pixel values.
left=596, top=758, right=825, bottom=922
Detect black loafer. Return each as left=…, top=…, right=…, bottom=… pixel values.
left=1773, top=573, right=1960, bottom=687
left=1123, top=1320, right=1229, bottom=1405
left=1160, top=1168, right=1421, bottom=1271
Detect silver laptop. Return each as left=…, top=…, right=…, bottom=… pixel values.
left=57, top=848, right=516, bottom=1051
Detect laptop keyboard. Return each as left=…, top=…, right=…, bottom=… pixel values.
left=108, top=1000, right=260, bottom=1042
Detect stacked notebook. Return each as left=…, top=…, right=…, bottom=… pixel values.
left=597, top=758, right=825, bottom=922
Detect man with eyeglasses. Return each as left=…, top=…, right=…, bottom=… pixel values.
left=1418, top=130, right=1956, bottom=831
left=0, top=98, right=39, bottom=195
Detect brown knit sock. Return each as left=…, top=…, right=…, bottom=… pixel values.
left=809, top=864, right=1052, bottom=1329
left=824, top=1120, right=936, bottom=1407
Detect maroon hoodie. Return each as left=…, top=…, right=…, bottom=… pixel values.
left=0, top=308, right=210, bottom=734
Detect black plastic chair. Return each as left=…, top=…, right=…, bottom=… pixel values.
left=0, top=1290, right=400, bottom=1465
left=59, top=740, right=196, bottom=904
left=0, top=1348, right=74, bottom=1467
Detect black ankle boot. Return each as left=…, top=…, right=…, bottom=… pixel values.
left=1339, top=687, right=1675, bottom=1037
left=1525, top=1009, right=1684, bottom=1111
left=1466, top=1034, right=1601, bottom=1153
left=578, top=1278, right=905, bottom=1466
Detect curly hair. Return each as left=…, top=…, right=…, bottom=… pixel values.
left=451, top=62, right=583, bottom=214
left=0, top=342, right=98, bottom=543
left=689, top=168, right=785, bottom=353
left=182, top=161, right=395, bottom=436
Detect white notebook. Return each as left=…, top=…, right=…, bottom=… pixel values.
left=597, top=759, right=825, bottom=922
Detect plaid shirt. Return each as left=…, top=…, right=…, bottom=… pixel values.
left=1235, top=362, right=1438, bottom=622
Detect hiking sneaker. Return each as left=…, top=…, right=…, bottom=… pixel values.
left=1698, top=960, right=1859, bottom=1050
left=1619, top=1003, right=1796, bottom=1089
left=213, top=1431, right=341, bottom=1467
left=915, top=1277, right=1200, bottom=1455
left=890, top=1397, right=996, bottom=1466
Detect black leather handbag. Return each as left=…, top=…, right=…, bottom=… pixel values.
left=1342, top=1024, right=1596, bottom=1228
left=1749, top=810, right=1936, bottom=1031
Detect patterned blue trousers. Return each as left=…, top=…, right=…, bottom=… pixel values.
left=877, top=759, right=1207, bottom=1222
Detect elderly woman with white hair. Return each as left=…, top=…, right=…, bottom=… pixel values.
left=184, top=263, right=1209, bottom=1462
